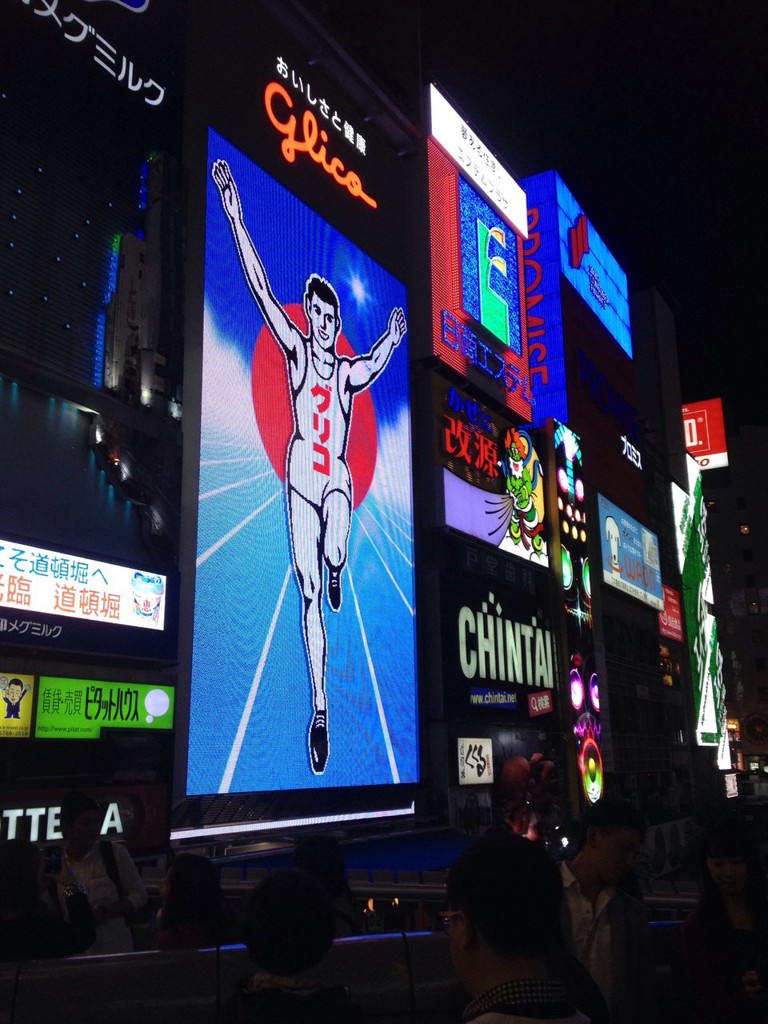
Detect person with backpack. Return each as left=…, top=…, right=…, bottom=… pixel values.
left=57, top=790, right=147, bottom=954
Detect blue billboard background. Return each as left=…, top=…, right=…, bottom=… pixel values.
left=187, top=129, right=417, bottom=795
left=522, top=174, right=568, bottom=426
left=522, top=170, right=632, bottom=432
left=597, top=493, right=663, bottom=610
left=553, top=172, right=632, bottom=357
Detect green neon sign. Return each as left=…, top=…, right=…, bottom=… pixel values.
left=35, top=676, right=174, bottom=739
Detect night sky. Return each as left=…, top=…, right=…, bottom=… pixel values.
left=417, top=0, right=767, bottom=425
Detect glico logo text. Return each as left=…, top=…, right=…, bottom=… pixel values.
left=264, top=82, right=378, bottom=210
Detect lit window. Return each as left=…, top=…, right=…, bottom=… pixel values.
left=740, top=524, right=751, bottom=535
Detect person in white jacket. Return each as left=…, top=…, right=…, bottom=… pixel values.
left=58, top=790, right=147, bottom=955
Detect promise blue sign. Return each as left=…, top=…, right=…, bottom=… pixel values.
left=523, top=170, right=631, bottom=362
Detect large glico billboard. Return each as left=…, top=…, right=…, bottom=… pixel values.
left=554, top=422, right=603, bottom=805
left=428, top=87, right=532, bottom=417
left=671, top=456, right=728, bottom=765
left=181, top=3, right=417, bottom=812
left=434, top=379, right=549, bottom=567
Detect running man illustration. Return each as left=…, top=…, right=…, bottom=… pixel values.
left=212, top=159, right=406, bottom=775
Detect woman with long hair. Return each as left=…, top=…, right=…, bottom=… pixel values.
left=0, top=839, right=95, bottom=960
left=682, top=817, right=768, bottom=1023
left=292, top=835, right=362, bottom=938
left=155, top=853, right=226, bottom=949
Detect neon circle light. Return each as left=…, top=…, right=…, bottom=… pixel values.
left=580, top=737, right=604, bottom=804
left=561, top=545, right=573, bottom=590
left=589, top=673, right=600, bottom=712
left=570, top=668, right=584, bottom=711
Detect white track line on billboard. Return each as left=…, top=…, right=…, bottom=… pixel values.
left=201, top=438, right=250, bottom=449
left=348, top=567, right=400, bottom=784
left=360, top=507, right=413, bottom=568
left=356, top=517, right=414, bottom=616
left=196, top=490, right=280, bottom=568
left=219, top=565, right=293, bottom=793
left=200, top=455, right=261, bottom=466
left=368, top=494, right=414, bottom=543
left=199, top=469, right=274, bottom=501
left=383, top=496, right=412, bottom=527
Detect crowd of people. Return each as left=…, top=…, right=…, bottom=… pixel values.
left=1, top=791, right=767, bottom=1024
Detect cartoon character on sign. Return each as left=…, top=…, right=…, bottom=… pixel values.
left=605, top=515, right=621, bottom=573
left=212, top=159, right=406, bottom=775
left=493, top=427, right=545, bottom=556
left=1, top=677, right=30, bottom=720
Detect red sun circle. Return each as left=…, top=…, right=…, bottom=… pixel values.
left=251, top=303, right=377, bottom=510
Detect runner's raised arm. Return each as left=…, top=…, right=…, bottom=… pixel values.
left=346, top=307, right=406, bottom=394
left=211, top=159, right=299, bottom=361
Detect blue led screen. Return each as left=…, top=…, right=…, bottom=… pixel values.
left=459, top=177, right=523, bottom=354
left=187, top=129, right=418, bottom=795
left=524, top=170, right=632, bottom=363
left=555, top=174, right=631, bottom=357
left=522, top=171, right=569, bottom=426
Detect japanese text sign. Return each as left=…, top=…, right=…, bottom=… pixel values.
left=430, top=85, right=527, bottom=237
left=659, top=585, right=684, bottom=642
left=597, top=494, right=663, bottom=610
left=436, top=381, right=549, bottom=567
left=0, top=537, right=166, bottom=631
left=35, top=676, right=174, bottom=739
left=457, top=737, right=494, bottom=786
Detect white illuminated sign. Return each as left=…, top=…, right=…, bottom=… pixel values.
left=429, top=85, right=528, bottom=238
left=0, top=801, right=124, bottom=842
left=0, top=538, right=166, bottom=631
left=170, top=803, right=415, bottom=842
left=457, top=737, right=494, bottom=786
left=14, top=1, right=165, bottom=107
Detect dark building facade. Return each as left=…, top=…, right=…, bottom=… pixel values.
left=1, top=0, right=723, bottom=855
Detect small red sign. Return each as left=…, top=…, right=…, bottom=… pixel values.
left=528, top=691, right=553, bottom=717
left=659, top=585, right=684, bottom=642
left=682, top=398, right=728, bottom=469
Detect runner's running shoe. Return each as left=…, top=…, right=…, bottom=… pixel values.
left=327, top=568, right=342, bottom=611
left=309, top=709, right=329, bottom=774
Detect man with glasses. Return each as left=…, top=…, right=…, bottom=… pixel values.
left=443, top=834, right=595, bottom=1023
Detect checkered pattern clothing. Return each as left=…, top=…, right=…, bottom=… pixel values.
left=463, top=977, right=576, bottom=1022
